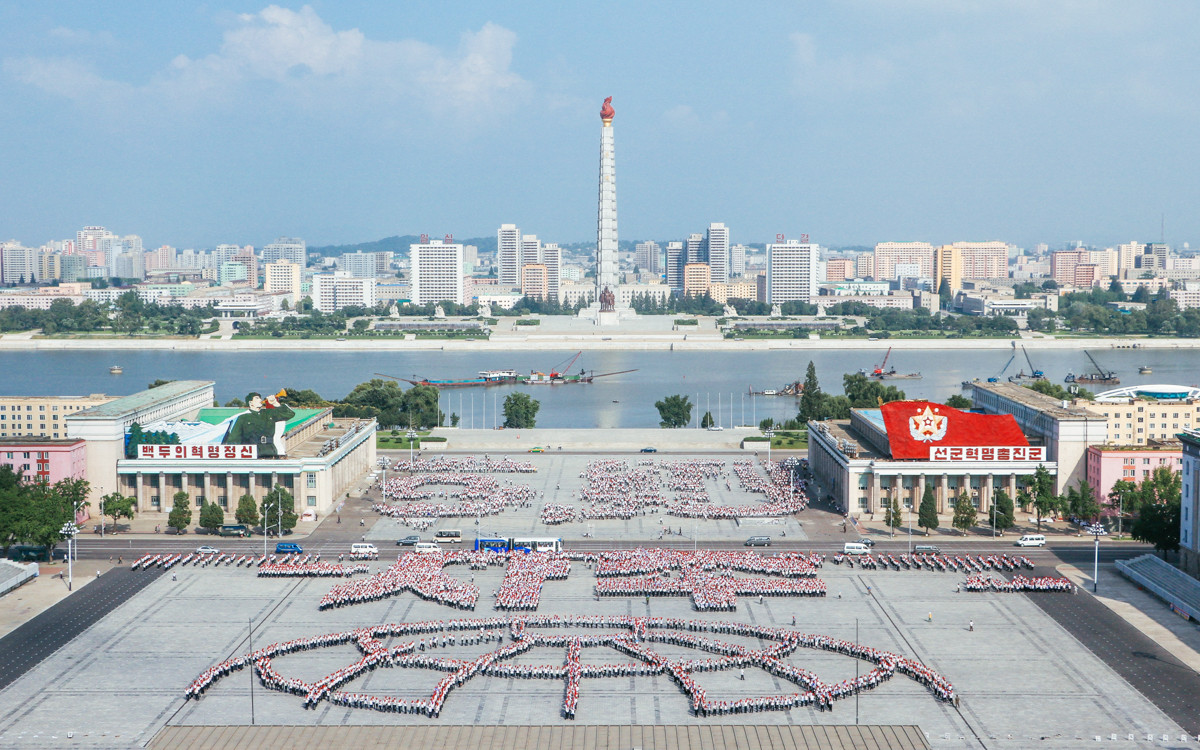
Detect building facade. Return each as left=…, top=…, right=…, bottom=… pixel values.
left=1, top=394, right=117, bottom=439
left=497, top=224, right=521, bottom=287
left=705, top=223, right=730, bottom=284
left=1180, top=431, right=1200, bottom=578
left=311, top=273, right=377, bottom=312
left=682, top=263, right=711, bottom=298
left=932, top=245, right=962, bottom=293
left=410, top=240, right=464, bottom=306
left=766, top=240, right=819, bottom=303
left=263, top=260, right=302, bottom=305
left=262, top=238, right=306, bottom=265
left=1086, top=443, right=1182, bottom=503
left=873, top=242, right=933, bottom=280
left=0, top=437, right=87, bottom=485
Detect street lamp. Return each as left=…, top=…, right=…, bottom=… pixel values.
left=60, top=521, right=78, bottom=591
left=407, top=428, right=419, bottom=467
left=1086, top=522, right=1107, bottom=593
left=765, top=429, right=775, bottom=465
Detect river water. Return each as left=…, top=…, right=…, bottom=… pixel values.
left=4, top=348, right=1196, bottom=428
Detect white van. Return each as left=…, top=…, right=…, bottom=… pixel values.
left=435, top=529, right=463, bottom=543
left=350, top=543, right=377, bottom=556
left=413, top=542, right=441, bottom=554
left=1015, top=534, right=1046, bottom=547
left=843, top=542, right=869, bottom=555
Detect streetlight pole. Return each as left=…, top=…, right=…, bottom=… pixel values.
left=248, top=617, right=255, bottom=725
left=407, top=427, right=418, bottom=467
left=60, top=521, right=76, bottom=591
left=765, top=429, right=774, bottom=465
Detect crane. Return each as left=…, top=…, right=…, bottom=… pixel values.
left=988, top=355, right=1015, bottom=383
left=1022, top=345, right=1044, bottom=379
left=549, top=351, right=583, bottom=379
left=872, top=347, right=894, bottom=378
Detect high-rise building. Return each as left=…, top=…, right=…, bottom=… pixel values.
left=766, top=240, right=819, bottom=303
left=634, top=241, right=660, bottom=274
left=685, top=234, right=705, bottom=265
left=60, top=254, right=86, bottom=282
left=264, top=260, right=302, bottom=305
left=144, top=246, right=177, bottom=272
left=312, top=272, right=377, bottom=312
left=683, top=263, right=711, bottom=298
left=730, top=244, right=747, bottom=277
left=932, top=245, right=962, bottom=293
left=953, top=241, right=1007, bottom=279
left=596, top=109, right=619, bottom=290
left=855, top=252, right=875, bottom=279
left=214, top=244, right=241, bottom=266
left=705, top=223, right=730, bottom=284
left=262, top=238, right=306, bottom=265
left=1051, top=250, right=1089, bottom=286
left=2, top=245, right=36, bottom=284
left=541, top=243, right=561, bottom=301
left=1090, top=249, right=1118, bottom=278
left=218, top=261, right=247, bottom=286
left=666, top=242, right=685, bottom=291
left=1116, top=241, right=1143, bottom=272
left=233, top=247, right=259, bottom=287
left=410, top=239, right=464, bottom=305
left=873, top=242, right=933, bottom=280
left=825, top=259, right=854, bottom=283
left=339, top=251, right=391, bottom=278
left=35, top=252, right=61, bottom=282
left=521, top=264, right=550, bottom=300
left=519, top=235, right=542, bottom=276
left=76, top=227, right=113, bottom=254
left=497, top=224, right=521, bottom=287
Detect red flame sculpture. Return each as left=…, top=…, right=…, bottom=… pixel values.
left=600, top=96, right=614, bottom=121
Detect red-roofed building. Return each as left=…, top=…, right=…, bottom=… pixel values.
left=808, top=401, right=1058, bottom=517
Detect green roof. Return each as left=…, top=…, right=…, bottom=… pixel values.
left=71, top=381, right=214, bottom=419
left=195, top=408, right=325, bottom=434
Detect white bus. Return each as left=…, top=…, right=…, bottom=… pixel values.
left=509, top=537, right=563, bottom=553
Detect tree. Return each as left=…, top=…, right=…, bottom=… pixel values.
left=100, top=491, right=135, bottom=530
left=1066, top=479, right=1101, bottom=522
left=502, top=392, right=540, bottom=429
left=168, top=490, right=192, bottom=531
left=952, top=492, right=977, bottom=535
left=992, top=489, right=1016, bottom=534
left=937, top=277, right=952, bottom=310
left=842, top=373, right=905, bottom=408
left=401, top=384, right=443, bottom=428
left=1134, top=466, right=1182, bottom=510
left=701, top=411, right=715, bottom=428
left=655, top=395, right=693, bottom=428
left=1131, top=499, right=1181, bottom=559
left=199, top=501, right=224, bottom=532
left=799, top=361, right=823, bottom=423
left=918, top=483, right=939, bottom=534
left=261, top=486, right=298, bottom=532
left=235, top=494, right=260, bottom=527
left=883, top=494, right=903, bottom=537
left=945, top=394, right=972, bottom=409
left=450, top=413, right=460, bottom=427
left=759, top=417, right=775, bottom=431
left=1022, top=465, right=1058, bottom=530
left=148, top=379, right=175, bottom=389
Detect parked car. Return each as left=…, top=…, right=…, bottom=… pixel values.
left=219, top=525, right=251, bottom=538
left=196, top=545, right=220, bottom=555
left=397, top=535, right=421, bottom=546
left=913, top=544, right=940, bottom=554
left=640, top=447, right=657, bottom=453
left=856, top=537, right=876, bottom=548
left=275, top=542, right=303, bottom=554
left=744, top=535, right=771, bottom=547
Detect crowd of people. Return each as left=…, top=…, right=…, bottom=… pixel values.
left=319, top=551, right=484, bottom=611
left=389, top=456, right=537, bottom=474
left=493, top=552, right=572, bottom=610
left=833, top=552, right=1035, bottom=573
left=258, top=562, right=370, bottom=578
left=539, top=503, right=576, bottom=525
left=185, top=613, right=956, bottom=718
left=964, top=574, right=1074, bottom=593
left=372, top=470, right=537, bottom=520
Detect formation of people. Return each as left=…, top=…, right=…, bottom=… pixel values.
left=964, top=574, right=1073, bottom=593
left=373, top=470, right=536, bottom=520
left=185, top=614, right=955, bottom=718
left=389, top=455, right=536, bottom=474
left=493, top=552, right=571, bottom=610
left=833, top=552, right=1035, bottom=573
left=258, top=562, right=370, bottom=578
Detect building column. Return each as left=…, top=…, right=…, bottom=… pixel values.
left=868, top=472, right=879, bottom=514
left=270, top=471, right=278, bottom=494
left=982, top=473, right=994, bottom=514
left=937, top=474, right=948, bottom=514
left=916, top=474, right=926, bottom=510
left=159, top=471, right=168, bottom=508
left=203, top=472, right=211, bottom=506
left=134, top=472, right=143, bottom=512
left=226, top=471, right=235, bottom=504
left=1008, top=474, right=1019, bottom=507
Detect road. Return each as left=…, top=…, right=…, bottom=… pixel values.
left=0, top=566, right=164, bottom=692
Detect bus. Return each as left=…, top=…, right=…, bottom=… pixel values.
left=473, top=537, right=563, bottom=553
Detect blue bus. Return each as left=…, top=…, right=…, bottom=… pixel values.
left=473, top=537, right=563, bottom=553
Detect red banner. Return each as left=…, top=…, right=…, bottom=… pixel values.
left=139, top=444, right=257, bottom=460
left=880, top=400, right=1029, bottom=460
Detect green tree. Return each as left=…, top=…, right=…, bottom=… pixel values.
left=1133, top=466, right=1182, bottom=511
left=701, top=411, right=714, bottom=428
left=260, top=486, right=298, bottom=532
left=1023, top=465, right=1058, bottom=530
left=1066, top=479, right=1101, bottom=522
left=100, top=491, right=135, bottom=530
left=199, top=500, right=224, bottom=532
left=22, top=479, right=76, bottom=555
left=992, top=489, right=1016, bottom=534
left=842, top=373, right=905, bottom=408
left=147, top=379, right=175, bottom=389
left=168, top=490, right=192, bottom=531
left=1131, top=499, right=1181, bottom=559
left=918, top=483, right=939, bottom=534
left=0, top=467, right=24, bottom=554
left=952, top=492, right=977, bottom=535
left=655, top=394, right=693, bottom=428
left=235, top=494, right=260, bottom=527
left=799, top=361, right=823, bottom=422
left=450, top=413, right=460, bottom=427
left=401, top=385, right=443, bottom=428
left=945, top=394, right=972, bottom=409
left=502, top=392, right=540, bottom=429
left=937, top=277, right=952, bottom=310
left=883, top=494, right=903, bottom=537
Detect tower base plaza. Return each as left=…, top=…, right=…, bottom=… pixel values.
left=0, top=454, right=1189, bottom=750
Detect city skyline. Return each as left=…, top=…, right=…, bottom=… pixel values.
left=3, top=3, right=1200, bottom=249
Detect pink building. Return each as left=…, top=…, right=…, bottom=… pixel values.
left=0, top=438, right=90, bottom=521
left=1085, top=443, right=1182, bottom=501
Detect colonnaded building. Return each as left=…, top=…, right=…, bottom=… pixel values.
left=808, top=400, right=1058, bottom=516
left=65, top=380, right=375, bottom=519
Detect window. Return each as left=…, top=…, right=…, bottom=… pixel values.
left=307, top=496, right=317, bottom=506
left=1144, top=458, right=1151, bottom=464
left=307, top=473, right=316, bottom=488
left=22, top=452, right=29, bottom=459
left=38, top=405, right=44, bottom=411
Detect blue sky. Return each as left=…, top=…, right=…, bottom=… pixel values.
left=2, top=1, right=1199, bottom=250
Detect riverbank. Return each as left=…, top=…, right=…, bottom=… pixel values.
left=0, top=334, right=1195, bottom=351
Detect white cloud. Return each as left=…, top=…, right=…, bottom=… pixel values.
left=8, top=6, right=527, bottom=119
left=789, top=33, right=894, bottom=94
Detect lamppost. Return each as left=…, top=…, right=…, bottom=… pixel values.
left=407, top=428, right=419, bottom=467
left=262, top=496, right=283, bottom=557
left=60, top=521, right=77, bottom=591
left=992, top=502, right=997, bottom=540
left=1087, top=522, right=1107, bottom=593
left=765, top=429, right=775, bottom=465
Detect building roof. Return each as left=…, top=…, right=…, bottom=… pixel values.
left=69, top=381, right=214, bottom=420
left=0, top=436, right=85, bottom=446
left=1094, top=384, right=1200, bottom=402
left=970, top=381, right=1099, bottom=421
left=194, top=407, right=324, bottom=435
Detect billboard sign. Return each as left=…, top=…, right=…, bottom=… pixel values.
left=139, top=444, right=257, bottom=460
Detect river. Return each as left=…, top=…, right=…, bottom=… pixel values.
left=5, top=347, right=1196, bottom=428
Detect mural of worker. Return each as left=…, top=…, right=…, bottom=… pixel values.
left=223, top=391, right=295, bottom=457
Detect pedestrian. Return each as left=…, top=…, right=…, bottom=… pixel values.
left=927, top=612, right=932, bottom=622
left=337, top=515, right=341, bottom=524
left=969, top=620, right=973, bottom=632
left=792, top=615, right=796, bottom=626
left=360, top=518, right=364, bottom=527
left=172, top=572, right=177, bottom=581
left=739, top=668, right=745, bottom=680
